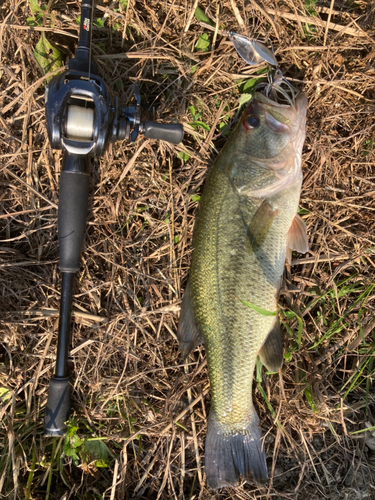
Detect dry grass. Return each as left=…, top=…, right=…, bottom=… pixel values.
left=1, top=0, right=375, bottom=499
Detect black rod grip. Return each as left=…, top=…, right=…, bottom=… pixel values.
left=143, top=122, right=184, bottom=145
left=59, top=156, right=89, bottom=272
left=43, top=377, right=71, bottom=436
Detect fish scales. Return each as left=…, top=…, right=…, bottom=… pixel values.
left=191, top=172, right=300, bottom=421
left=178, top=91, right=308, bottom=488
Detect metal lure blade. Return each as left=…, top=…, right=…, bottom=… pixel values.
left=231, top=33, right=277, bottom=67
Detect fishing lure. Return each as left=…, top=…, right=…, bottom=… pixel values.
left=258, top=68, right=297, bottom=105
left=225, top=31, right=298, bottom=104
left=227, top=31, right=278, bottom=67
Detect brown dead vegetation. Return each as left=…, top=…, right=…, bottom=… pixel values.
left=1, top=0, right=375, bottom=499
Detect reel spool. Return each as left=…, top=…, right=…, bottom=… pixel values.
left=66, top=106, right=95, bottom=141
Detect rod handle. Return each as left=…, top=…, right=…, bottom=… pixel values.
left=59, top=154, right=90, bottom=272
left=43, top=377, right=71, bottom=436
left=143, top=121, right=184, bottom=145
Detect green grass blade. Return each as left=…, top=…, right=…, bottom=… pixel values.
left=241, top=299, right=277, bottom=317
left=257, top=383, right=284, bottom=434
left=351, top=425, right=375, bottom=435
left=311, top=282, right=374, bottom=349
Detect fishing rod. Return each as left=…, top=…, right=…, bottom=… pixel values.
left=43, top=0, right=184, bottom=436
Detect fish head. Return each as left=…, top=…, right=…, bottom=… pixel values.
left=231, top=91, right=308, bottom=197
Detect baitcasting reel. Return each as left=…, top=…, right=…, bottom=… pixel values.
left=45, top=67, right=184, bottom=155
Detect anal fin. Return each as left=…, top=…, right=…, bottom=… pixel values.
left=259, top=320, right=283, bottom=372
left=177, top=281, right=203, bottom=359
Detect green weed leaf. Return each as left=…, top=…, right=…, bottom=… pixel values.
left=0, top=387, right=11, bottom=402
left=94, top=18, right=105, bottom=28
left=95, top=459, right=109, bottom=467
left=178, top=151, right=190, bottom=162
left=298, top=207, right=310, bottom=215
left=84, top=440, right=110, bottom=467
left=64, top=432, right=84, bottom=462
left=194, top=7, right=214, bottom=26
left=257, top=383, right=285, bottom=433
left=219, top=121, right=230, bottom=137
left=27, top=14, right=43, bottom=26
left=29, top=0, right=44, bottom=14
left=238, top=94, right=252, bottom=106
left=362, top=139, right=375, bottom=156
left=304, top=387, right=317, bottom=412
left=189, top=105, right=197, bottom=118
left=238, top=76, right=266, bottom=95
left=112, top=22, right=122, bottom=32
left=304, top=0, right=318, bottom=16
left=189, top=106, right=202, bottom=122
left=175, top=421, right=189, bottom=432
left=242, top=78, right=259, bottom=93
left=94, top=17, right=105, bottom=28
left=284, top=349, right=293, bottom=363
left=351, top=425, right=375, bottom=435
left=34, top=33, right=62, bottom=78
left=190, top=120, right=210, bottom=131
left=195, top=33, right=210, bottom=52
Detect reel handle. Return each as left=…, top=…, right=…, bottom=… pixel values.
left=142, top=121, right=184, bottom=145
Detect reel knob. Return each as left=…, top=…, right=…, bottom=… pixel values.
left=142, top=121, right=184, bottom=145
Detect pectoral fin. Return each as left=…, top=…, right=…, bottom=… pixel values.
left=177, top=281, right=203, bottom=359
left=247, top=200, right=280, bottom=252
left=259, top=320, right=283, bottom=372
left=286, top=214, right=309, bottom=263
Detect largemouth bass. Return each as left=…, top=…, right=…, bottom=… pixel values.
left=177, top=90, right=308, bottom=488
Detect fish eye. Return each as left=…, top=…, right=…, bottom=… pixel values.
left=247, top=114, right=260, bottom=128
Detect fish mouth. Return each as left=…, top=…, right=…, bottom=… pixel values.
left=254, top=90, right=307, bottom=110
left=253, top=92, right=292, bottom=109
left=253, top=91, right=307, bottom=129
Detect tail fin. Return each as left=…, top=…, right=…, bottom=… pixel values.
left=205, top=410, right=268, bottom=489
